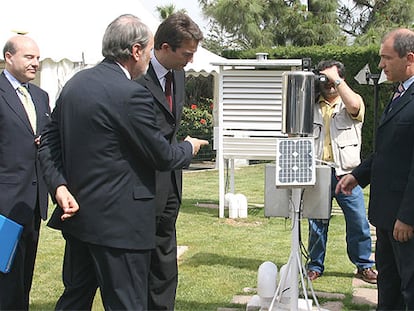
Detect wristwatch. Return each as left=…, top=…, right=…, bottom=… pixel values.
left=334, top=78, right=343, bottom=87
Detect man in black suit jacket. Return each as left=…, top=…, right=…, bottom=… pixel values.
left=337, top=28, right=414, bottom=309
left=136, top=12, right=203, bottom=310
left=0, top=35, right=50, bottom=310
left=39, top=14, right=208, bottom=310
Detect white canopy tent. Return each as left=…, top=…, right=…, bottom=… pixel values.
left=0, top=0, right=225, bottom=107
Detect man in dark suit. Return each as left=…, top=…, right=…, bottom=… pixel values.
left=0, top=35, right=50, bottom=310
left=39, top=14, right=208, bottom=310
left=136, top=12, right=203, bottom=310
left=337, top=28, right=414, bottom=309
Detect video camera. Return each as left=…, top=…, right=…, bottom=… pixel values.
left=301, top=58, right=328, bottom=86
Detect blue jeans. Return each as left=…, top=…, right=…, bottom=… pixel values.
left=307, top=170, right=374, bottom=274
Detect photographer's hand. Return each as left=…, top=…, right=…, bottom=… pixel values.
left=320, top=66, right=363, bottom=117
left=320, top=66, right=341, bottom=82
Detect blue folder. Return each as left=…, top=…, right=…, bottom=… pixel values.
left=0, top=214, right=23, bottom=273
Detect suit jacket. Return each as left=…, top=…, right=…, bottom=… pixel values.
left=136, top=64, right=185, bottom=215
left=353, top=81, right=414, bottom=230
left=39, top=59, right=193, bottom=250
left=0, top=72, right=50, bottom=225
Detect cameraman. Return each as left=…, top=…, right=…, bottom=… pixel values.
left=307, top=60, right=377, bottom=284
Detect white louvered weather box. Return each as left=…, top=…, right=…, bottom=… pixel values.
left=211, top=56, right=304, bottom=217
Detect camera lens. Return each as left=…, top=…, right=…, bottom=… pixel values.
left=318, top=74, right=327, bottom=83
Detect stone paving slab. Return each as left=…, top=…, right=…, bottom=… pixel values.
left=352, top=287, right=377, bottom=308
left=223, top=276, right=377, bottom=311
left=319, top=301, right=343, bottom=311
left=177, top=245, right=188, bottom=259
left=232, top=295, right=252, bottom=305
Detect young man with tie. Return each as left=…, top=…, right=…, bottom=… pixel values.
left=136, top=12, right=204, bottom=310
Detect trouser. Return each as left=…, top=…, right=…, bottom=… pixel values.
left=55, top=234, right=151, bottom=311
left=55, top=234, right=98, bottom=310
left=376, top=227, right=414, bottom=310
left=148, top=184, right=180, bottom=311
left=0, top=209, right=40, bottom=310
left=307, top=170, right=374, bottom=274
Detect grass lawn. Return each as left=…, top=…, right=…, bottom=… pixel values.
left=29, top=163, right=374, bottom=310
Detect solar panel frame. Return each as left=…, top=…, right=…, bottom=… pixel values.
left=275, top=137, right=316, bottom=187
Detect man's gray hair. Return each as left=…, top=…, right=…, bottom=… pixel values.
left=102, top=14, right=151, bottom=62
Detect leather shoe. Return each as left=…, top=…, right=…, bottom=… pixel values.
left=355, top=268, right=377, bottom=284
left=307, top=270, right=320, bottom=281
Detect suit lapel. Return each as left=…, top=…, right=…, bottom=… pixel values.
left=144, top=65, right=175, bottom=117
left=0, top=73, right=34, bottom=134
left=28, top=84, right=51, bottom=134
left=379, top=84, right=414, bottom=127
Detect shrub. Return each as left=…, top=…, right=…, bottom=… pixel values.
left=178, top=97, right=215, bottom=161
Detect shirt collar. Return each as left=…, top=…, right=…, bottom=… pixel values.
left=150, top=50, right=169, bottom=82
left=318, top=95, right=341, bottom=107
left=401, top=76, right=414, bottom=91
left=115, top=62, right=131, bottom=80
left=3, top=69, right=25, bottom=90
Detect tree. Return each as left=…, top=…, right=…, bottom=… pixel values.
left=338, top=0, right=414, bottom=45
left=199, top=0, right=344, bottom=51
left=200, top=0, right=413, bottom=52
left=273, top=0, right=344, bottom=46
left=200, top=21, right=238, bottom=55
left=156, top=4, right=187, bottom=20
left=200, top=0, right=273, bottom=49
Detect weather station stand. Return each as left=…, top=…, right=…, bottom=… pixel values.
left=252, top=70, right=332, bottom=311
left=268, top=188, right=321, bottom=311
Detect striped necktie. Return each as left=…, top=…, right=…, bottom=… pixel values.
left=392, top=83, right=405, bottom=101
left=18, top=85, right=37, bottom=133
left=387, top=83, right=405, bottom=113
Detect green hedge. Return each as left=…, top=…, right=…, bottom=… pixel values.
left=222, top=45, right=395, bottom=159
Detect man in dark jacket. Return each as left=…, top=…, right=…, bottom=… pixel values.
left=136, top=12, right=203, bottom=310
left=337, top=28, right=414, bottom=309
left=39, top=14, right=207, bottom=310
left=0, top=35, right=50, bottom=310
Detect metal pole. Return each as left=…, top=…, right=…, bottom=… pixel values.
left=289, top=188, right=301, bottom=311
left=366, top=73, right=380, bottom=152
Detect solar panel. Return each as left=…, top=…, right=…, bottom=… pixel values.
left=275, top=138, right=316, bottom=187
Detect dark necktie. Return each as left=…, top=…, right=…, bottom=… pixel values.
left=164, top=71, right=173, bottom=111
left=388, top=83, right=405, bottom=113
